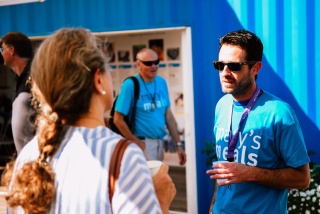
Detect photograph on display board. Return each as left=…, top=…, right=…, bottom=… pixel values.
left=149, top=39, right=164, bottom=61
left=133, top=44, right=146, bottom=61
left=167, top=48, right=180, bottom=60
left=118, top=50, right=130, bottom=62
left=103, top=42, right=115, bottom=63
left=174, top=92, right=184, bottom=109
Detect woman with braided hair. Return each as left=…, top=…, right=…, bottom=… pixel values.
left=2, top=28, right=176, bottom=214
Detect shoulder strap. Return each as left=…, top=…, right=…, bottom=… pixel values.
left=128, top=76, right=139, bottom=101
left=108, top=138, right=132, bottom=204
left=127, top=76, right=139, bottom=133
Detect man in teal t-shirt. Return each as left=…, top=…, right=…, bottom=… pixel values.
left=207, top=30, right=310, bottom=213
left=114, top=48, right=186, bottom=165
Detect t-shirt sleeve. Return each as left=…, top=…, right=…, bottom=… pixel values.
left=277, top=105, right=310, bottom=168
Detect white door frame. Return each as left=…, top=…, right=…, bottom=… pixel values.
left=30, top=26, right=197, bottom=214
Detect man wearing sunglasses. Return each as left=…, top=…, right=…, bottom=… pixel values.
left=113, top=48, right=186, bottom=166
left=1, top=32, right=35, bottom=154
left=206, top=30, right=310, bottom=213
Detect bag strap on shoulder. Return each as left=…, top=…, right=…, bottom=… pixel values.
left=108, top=138, right=132, bottom=204
left=128, top=76, right=139, bottom=133
left=128, top=76, right=140, bottom=101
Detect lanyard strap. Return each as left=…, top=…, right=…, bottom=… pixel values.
left=227, top=87, right=261, bottom=162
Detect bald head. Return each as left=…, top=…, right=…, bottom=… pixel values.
left=136, top=48, right=158, bottom=61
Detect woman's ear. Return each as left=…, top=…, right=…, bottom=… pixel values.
left=93, top=68, right=104, bottom=94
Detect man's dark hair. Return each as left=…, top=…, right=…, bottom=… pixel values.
left=1, top=32, right=33, bottom=58
left=219, top=29, right=263, bottom=64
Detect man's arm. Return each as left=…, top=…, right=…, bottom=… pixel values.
left=113, top=111, right=145, bottom=150
left=249, top=164, right=310, bottom=189
left=165, top=108, right=186, bottom=165
left=207, top=162, right=310, bottom=189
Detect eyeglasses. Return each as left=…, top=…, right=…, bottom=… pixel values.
left=0, top=45, right=11, bottom=53
left=138, top=59, right=160, bottom=66
left=213, top=61, right=256, bottom=72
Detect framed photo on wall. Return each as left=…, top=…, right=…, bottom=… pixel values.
left=118, top=50, right=130, bottom=62
left=167, top=48, right=180, bottom=60
left=132, top=44, right=146, bottom=61
left=149, top=39, right=164, bottom=61
left=103, top=42, right=115, bottom=63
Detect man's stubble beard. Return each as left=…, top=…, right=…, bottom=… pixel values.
left=222, top=70, right=253, bottom=98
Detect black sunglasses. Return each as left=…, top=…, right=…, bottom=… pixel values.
left=139, top=59, right=160, bottom=66
left=213, top=61, right=256, bottom=72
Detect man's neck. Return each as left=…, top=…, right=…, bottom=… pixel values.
left=11, top=58, right=28, bottom=76
left=232, top=84, right=257, bottom=102
left=139, top=73, right=155, bottom=82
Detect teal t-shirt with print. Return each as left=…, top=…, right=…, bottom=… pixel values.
left=213, top=91, right=310, bottom=214
left=115, top=74, right=170, bottom=139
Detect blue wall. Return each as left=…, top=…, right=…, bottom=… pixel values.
left=1, top=0, right=319, bottom=213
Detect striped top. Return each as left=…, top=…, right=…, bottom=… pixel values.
left=10, top=126, right=161, bottom=214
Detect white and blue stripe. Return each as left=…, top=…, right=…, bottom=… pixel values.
left=10, top=126, right=161, bottom=214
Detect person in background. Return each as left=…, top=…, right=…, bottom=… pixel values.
left=113, top=48, right=186, bottom=165
left=2, top=28, right=175, bottom=214
left=164, top=126, right=185, bottom=153
left=0, top=94, right=12, bottom=133
left=206, top=29, right=310, bottom=213
left=0, top=32, right=35, bottom=153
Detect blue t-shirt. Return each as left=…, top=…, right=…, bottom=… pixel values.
left=115, top=74, right=170, bottom=139
left=213, top=91, right=310, bottom=214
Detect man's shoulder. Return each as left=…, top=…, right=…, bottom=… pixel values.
left=259, top=91, right=293, bottom=111
left=122, top=76, right=139, bottom=87
left=19, top=60, right=32, bottom=81
left=215, top=95, right=232, bottom=114
left=217, top=94, right=233, bottom=105
left=155, top=75, right=166, bottom=82
left=15, top=66, right=31, bottom=99
left=256, top=91, right=300, bottom=126
left=154, top=76, right=168, bottom=88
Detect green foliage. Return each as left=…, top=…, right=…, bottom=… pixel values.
left=201, top=140, right=217, bottom=167
left=288, top=161, right=320, bottom=213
